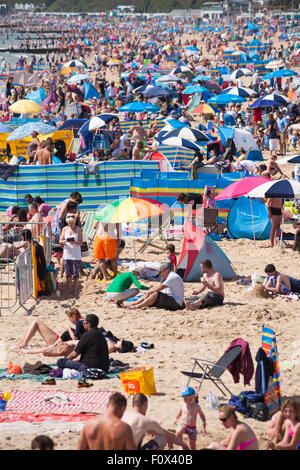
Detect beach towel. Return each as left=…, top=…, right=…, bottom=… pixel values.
left=0, top=367, right=125, bottom=382
left=6, top=389, right=114, bottom=415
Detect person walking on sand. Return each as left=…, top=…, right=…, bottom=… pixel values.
left=78, top=393, right=136, bottom=450
left=184, top=259, right=224, bottom=310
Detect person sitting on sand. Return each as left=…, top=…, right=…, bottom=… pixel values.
left=174, top=387, right=207, bottom=450
left=123, top=262, right=184, bottom=311
left=122, top=393, right=189, bottom=450
left=184, top=259, right=224, bottom=311
left=207, top=405, right=258, bottom=450
left=262, top=264, right=292, bottom=295
left=106, top=266, right=150, bottom=307
left=266, top=399, right=300, bottom=450
left=57, top=314, right=109, bottom=374
left=78, top=392, right=136, bottom=450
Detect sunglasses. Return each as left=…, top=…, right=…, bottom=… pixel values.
left=219, top=417, right=229, bottom=423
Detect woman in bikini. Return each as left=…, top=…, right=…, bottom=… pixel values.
left=267, top=197, right=284, bottom=248
left=266, top=399, right=300, bottom=450
left=207, top=405, right=258, bottom=450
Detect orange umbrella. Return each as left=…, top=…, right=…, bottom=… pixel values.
left=60, top=66, right=80, bottom=76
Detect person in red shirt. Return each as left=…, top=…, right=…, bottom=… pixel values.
left=166, top=244, right=177, bottom=271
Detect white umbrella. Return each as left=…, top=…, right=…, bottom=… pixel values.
left=265, top=60, right=285, bottom=70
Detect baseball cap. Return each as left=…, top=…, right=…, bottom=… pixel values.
left=181, top=386, right=196, bottom=397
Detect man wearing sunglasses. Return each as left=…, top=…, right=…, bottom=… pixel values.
left=57, top=314, right=109, bottom=373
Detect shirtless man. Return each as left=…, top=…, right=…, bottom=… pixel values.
left=42, top=142, right=53, bottom=165
left=122, top=393, right=189, bottom=450
left=33, top=141, right=47, bottom=165
left=184, top=259, right=224, bottom=310
left=129, top=121, right=147, bottom=143
left=78, top=392, right=136, bottom=450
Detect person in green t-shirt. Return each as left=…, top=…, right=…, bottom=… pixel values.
left=106, top=267, right=150, bottom=307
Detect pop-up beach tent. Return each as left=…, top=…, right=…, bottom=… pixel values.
left=176, top=219, right=238, bottom=281
left=218, top=127, right=260, bottom=152
left=227, top=196, right=271, bottom=240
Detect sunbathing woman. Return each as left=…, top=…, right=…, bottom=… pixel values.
left=266, top=399, right=300, bottom=450
left=207, top=405, right=258, bottom=450
left=15, top=307, right=85, bottom=352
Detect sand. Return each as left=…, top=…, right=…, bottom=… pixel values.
left=0, top=29, right=300, bottom=452
left=0, top=224, right=299, bottom=450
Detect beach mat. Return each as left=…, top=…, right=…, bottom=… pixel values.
left=6, top=389, right=114, bottom=415
left=0, top=368, right=124, bottom=382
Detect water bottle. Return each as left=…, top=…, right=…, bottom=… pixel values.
left=211, top=393, right=219, bottom=410
left=206, top=392, right=213, bottom=409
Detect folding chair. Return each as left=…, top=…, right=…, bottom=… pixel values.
left=136, top=213, right=172, bottom=253
left=81, top=210, right=96, bottom=251
left=203, top=208, right=218, bottom=232
left=181, top=345, right=242, bottom=396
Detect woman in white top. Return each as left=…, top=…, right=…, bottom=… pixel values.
left=60, top=213, right=82, bottom=295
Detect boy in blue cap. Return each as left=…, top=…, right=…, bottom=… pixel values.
left=174, top=386, right=207, bottom=450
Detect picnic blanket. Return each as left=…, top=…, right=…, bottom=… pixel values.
left=6, top=389, right=114, bottom=415
left=0, top=367, right=124, bottom=382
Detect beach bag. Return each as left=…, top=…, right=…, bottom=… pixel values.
left=120, top=367, right=157, bottom=395
left=43, top=343, right=75, bottom=357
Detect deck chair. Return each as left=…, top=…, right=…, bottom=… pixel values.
left=203, top=208, right=218, bottom=232
left=136, top=213, right=172, bottom=253
left=81, top=210, right=96, bottom=255
left=181, top=345, right=242, bottom=396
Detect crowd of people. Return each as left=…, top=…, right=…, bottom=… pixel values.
left=0, top=12, right=300, bottom=452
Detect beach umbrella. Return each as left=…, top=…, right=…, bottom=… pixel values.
left=67, top=73, right=90, bottom=84
left=182, top=85, right=211, bottom=95
left=157, top=127, right=209, bottom=143
left=215, top=176, right=271, bottom=201
left=126, top=61, right=141, bottom=69
left=265, top=60, right=285, bottom=70
left=249, top=93, right=290, bottom=108
left=60, top=66, right=80, bottom=77
left=163, top=119, right=188, bottom=129
left=9, top=99, right=43, bottom=114
left=171, top=65, right=191, bottom=74
left=7, top=121, right=55, bottom=141
left=94, top=197, right=164, bottom=224
left=156, top=136, right=204, bottom=151
left=230, top=68, right=253, bottom=80
left=277, top=155, right=300, bottom=164
left=202, top=81, right=223, bottom=95
left=192, top=75, right=213, bottom=82
left=119, top=102, right=160, bottom=113
left=107, top=59, right=122, bottom=66
left=247, top=179, right=300, bottom=199
left=155, top=74, right=182, bottom=84
left=79, top=114, right=117, bottom=133
left=141, top=85, right=171, bottom=97
left=223, top=86, right=256, bottom=98
left=264, top=69, right=297, bottom=79
left=64, top=59, right=86, bottom=68
left=191, top=103, right=217, bottom=115
left=208, top=94, right=246, bottom=105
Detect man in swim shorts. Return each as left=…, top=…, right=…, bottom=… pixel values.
left=184, top=259, right=224, bottom=310
left=93, top=220, right=120, bottom=280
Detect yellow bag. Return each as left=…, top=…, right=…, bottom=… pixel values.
left=120, top=367, right=156, bottom=396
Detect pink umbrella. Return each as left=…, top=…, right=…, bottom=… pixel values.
left=215, top=176, right=272, bottom=245
left=215, top=176, right=271, bottom=201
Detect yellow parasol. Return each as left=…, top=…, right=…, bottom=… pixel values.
left=9, top=99, right=43, bottom=114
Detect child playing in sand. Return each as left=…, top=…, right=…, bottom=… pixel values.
left=174, top=386, right=206, bottom=450
left=166, top=244, right=177, bottom=271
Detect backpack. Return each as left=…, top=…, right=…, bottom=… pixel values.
left=81, top=368, right=106, bottom=380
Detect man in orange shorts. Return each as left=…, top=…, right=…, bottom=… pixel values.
left=93, top=221, right=120, bottom=281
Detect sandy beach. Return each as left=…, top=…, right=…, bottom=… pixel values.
left=0, top=24, right=299, bottom=451
left=0, top=219, right=299, bottom=450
